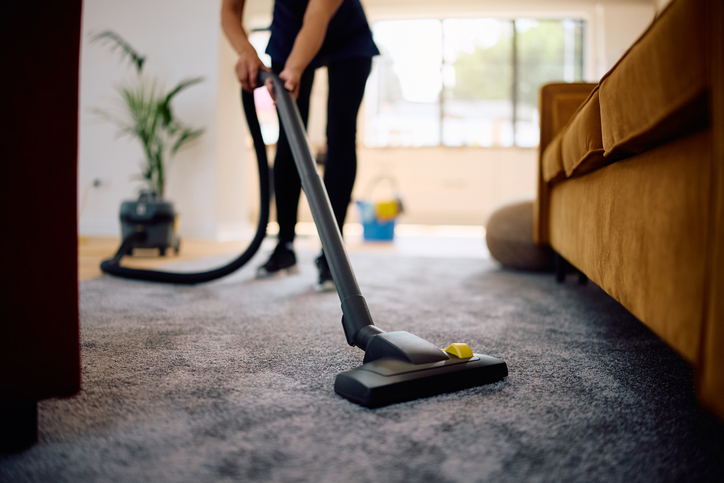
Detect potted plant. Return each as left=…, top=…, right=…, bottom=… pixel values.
left=92, top=30, right=204, bottom=256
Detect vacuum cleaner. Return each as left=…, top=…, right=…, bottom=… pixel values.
left=101, top=71, right=508, bottom=407
left=118, top=190, right=180, bottom=257
left=99, top=87, right=272, bottom=284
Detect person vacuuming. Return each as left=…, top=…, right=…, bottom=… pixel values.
left=101, top=1, right=507, bottom=407
left=221, top=0, right=379, bottom=290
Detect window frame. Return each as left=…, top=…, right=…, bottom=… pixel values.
left=365, top=16, right=587, bottom=149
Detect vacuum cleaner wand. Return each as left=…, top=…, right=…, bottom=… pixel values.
left=261, top=72, right=507, bottom=407
left=261, top=71, right=376, bottom=348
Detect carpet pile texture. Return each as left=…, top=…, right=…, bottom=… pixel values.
left=2, top=249, right=723, bottom=482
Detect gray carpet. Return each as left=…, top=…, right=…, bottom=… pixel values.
left=2, top=248, right=724, bottom=482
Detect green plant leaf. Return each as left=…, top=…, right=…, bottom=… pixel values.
left=159, top=77, right=204, bottom=128
left=92, top=33, right=206, bottom=198
left=91, top=30, right=146, bottom=74
left=165, top=77, right=204, bottom=104
left=171, top=127, right=205, bottom=155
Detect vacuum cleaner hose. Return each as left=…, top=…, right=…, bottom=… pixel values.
left=99, top=89, right=271, bottom=284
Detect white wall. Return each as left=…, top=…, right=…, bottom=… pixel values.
left=595, top=2, right=657, bottom=75
left=78, top=0, right=249, bottom=239
left=78, top=0, right=656, bottom=239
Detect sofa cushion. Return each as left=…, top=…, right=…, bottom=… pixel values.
left=541, top=133, right=564, bottom=183
left=551, top=92, right=591, bottom=135
left=560, top=88, right=609, bottom=177
left=599, top=0, right=709, bottom=157
left=538, top=83, right=599, bottom=153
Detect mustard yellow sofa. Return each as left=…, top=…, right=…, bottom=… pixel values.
left=534, top=0, right=723, bottom=419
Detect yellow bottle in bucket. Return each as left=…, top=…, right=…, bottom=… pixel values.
left=356, top=175, right=403, bottom=241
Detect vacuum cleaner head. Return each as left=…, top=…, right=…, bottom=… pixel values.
left=335, top=351, right=508, bottom=408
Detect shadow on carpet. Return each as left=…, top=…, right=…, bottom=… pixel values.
left=2, top=250, right=723, bottom=482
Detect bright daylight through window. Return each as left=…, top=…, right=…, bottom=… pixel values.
left=365, top=18, right=585, bottom=148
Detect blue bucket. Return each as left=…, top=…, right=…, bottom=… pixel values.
left=356, top=201, right=396, bottom=241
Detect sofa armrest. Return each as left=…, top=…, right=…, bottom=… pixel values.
left=534, top=83, right=598, bottom=245
left=699, top=0, right=724, bottom=421
left=0, top=0, right=82, bottom=452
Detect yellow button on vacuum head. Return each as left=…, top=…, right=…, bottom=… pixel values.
left=443, top=343, right=474, bottom=359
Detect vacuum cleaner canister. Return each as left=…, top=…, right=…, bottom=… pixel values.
left=119, top=192, right=179, bottom=256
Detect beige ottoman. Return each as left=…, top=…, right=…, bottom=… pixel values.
left=486, top=200, right=554, bottom=271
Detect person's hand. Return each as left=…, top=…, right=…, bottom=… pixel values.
left=279, top=67, right=303, bottom=99
left=235, top=46, right=269, bottom=93
left=266, top=66, right=303, bottom=102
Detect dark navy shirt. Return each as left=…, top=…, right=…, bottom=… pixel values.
left=266, top=0, right=379, bottom=67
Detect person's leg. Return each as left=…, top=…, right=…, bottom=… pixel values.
left=272, top=60, right=316, bottom=244
left=257, top=62, right=316, bottom=277
left=324, top=57, right=372, bottom=232
left=315, top=57, right=372, bottom=290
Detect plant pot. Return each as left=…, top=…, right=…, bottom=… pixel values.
left=119, top=191, right=180, bottom=256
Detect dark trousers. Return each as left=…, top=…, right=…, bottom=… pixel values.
left=272, top=57, right=372, bottom=244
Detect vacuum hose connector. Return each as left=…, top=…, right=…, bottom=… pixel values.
left=340, top=295, right=382, bottom=348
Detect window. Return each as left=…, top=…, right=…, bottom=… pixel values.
left=365, top=18, right=585, bottom=148
left=247, top=30, right=278, bottom=145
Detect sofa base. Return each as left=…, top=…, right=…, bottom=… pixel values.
left=0, top=400, right=38, bottom=453
left=548, top=129, right=711, bottom=364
